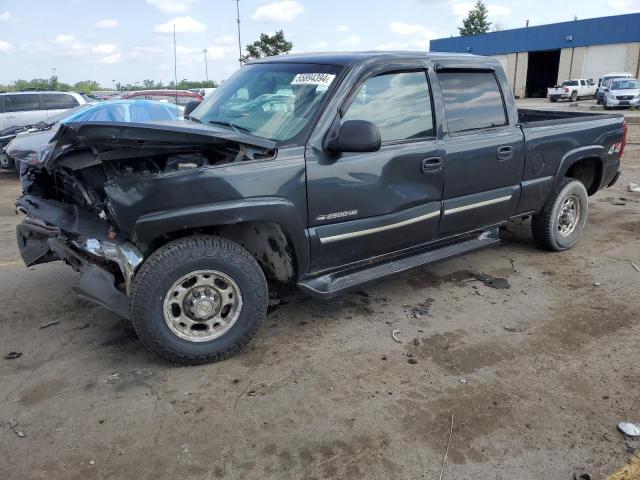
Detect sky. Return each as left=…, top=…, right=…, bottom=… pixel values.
left=0, top=0, right=638, bottom=87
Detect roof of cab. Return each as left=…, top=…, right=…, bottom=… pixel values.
left=248, top=51, right=486, bottom=67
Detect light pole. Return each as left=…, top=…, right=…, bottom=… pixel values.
left=233, top=0, right=242, bottom=67
left=203, top=49, right=209, bottom=82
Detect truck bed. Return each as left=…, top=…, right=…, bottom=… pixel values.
left=518, top=108, right=622, bottom=127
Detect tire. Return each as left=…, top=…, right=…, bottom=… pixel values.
left=550, top=98, right=557, bottom=103
left=532, top=179, right=589, bottom=252
left=570, top=91, right=578, bottom=102
left=603, top=98, right=609, bottom=110
left=131, top=235, right=268, bottom=365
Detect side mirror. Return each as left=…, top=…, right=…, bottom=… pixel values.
left=327, top=120, right=381, bottom=153
left=183, top=100, right=201, bottom=117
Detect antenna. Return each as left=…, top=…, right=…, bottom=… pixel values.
left=234, top=0, right=242, bottom=67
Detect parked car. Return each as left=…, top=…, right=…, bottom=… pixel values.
left=0, top=91, right=86, bottom=129
left=189, top=87, right=217, bottom=97
left=2, top=100, right=183, bottom=171
left=112, top=89, right=203, bottom=105
left=596, top=72, right=633, bottom=104
left=14, top=52, right=626, bottom=365
left=547, top=79, right=596, bottom=102
left=602, top=78, right=640, bottom=110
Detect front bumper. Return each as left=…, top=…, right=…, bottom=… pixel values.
left=15, top=196, right=144, bottom=319
left=604, top=96, right=640, bottom=107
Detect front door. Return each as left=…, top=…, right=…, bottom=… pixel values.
left=433, top=69, right=525, bottom=236
left=306, top=68, right=444, bottom=273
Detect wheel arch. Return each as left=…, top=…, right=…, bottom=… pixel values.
left=555, top=147, right=605, bottom=196
left=132, top=198, right=310, bottom=282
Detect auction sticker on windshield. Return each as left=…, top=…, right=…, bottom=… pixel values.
left=291, top=73, right=336, bottom=86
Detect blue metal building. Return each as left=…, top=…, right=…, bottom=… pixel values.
left=430, top=13, right=640, bottom=98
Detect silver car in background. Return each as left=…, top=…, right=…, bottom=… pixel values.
left=602, top=78, right=640, bottom=109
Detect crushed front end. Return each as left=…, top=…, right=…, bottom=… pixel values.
left=14, top=120, right=276, bottom=318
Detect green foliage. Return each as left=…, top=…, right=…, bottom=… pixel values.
left=458, top=0, right=491, bottom=36
left=241, top=30, right=293, bottom=63
left=0, top=77, right=217, bottom=93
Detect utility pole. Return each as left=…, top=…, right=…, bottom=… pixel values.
left=234, top=0, right=242, bottom=67
left=203, top=49, right=209, bottom=82
left=173, top=24, right=178, bottom=92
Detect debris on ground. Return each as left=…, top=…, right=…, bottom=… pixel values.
left=618, top=422, right=640, bottom=437
left=39, top=320, right=60, bottom=329
left=391, top=329, right=403, bottom=343
left=9, top=419, right=25, bottom=438
left=413, top=338, right=421, bottom=346
left=408, top=358, right=418, bottom=364
left=403, top=299, right=434, bottom=318
left=573, top=469, right=592, bottom=480
left=593, top=282, right=601, bottom=286
left=631, top=262, right=640, bottom=272
left=628, top=182, right=640, bottom=193
left=472, top=272, right=511, bottom=289
left=4, top=351, right=22, bottom=360
left=459, top=378, right=467, bottom=384
left=503, top=326, right=524, bottom=333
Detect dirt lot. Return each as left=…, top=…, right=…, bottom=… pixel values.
left=1, top=125, right=639, bottom=480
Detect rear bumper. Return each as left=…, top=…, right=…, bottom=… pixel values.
left=15, top=197, right=144, bottom=319
left=548, top=93, right=570, bottom=100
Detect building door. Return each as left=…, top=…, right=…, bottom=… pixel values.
left=583, top=44, right=627, bottom=81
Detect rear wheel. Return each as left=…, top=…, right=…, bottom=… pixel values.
left=550, top=97, right=557, bottom=103
left=570, top=91, right=578, bottom=102
left=131, top=235, right=268, bottom=365
left=532, top=179, right=588, bottom=251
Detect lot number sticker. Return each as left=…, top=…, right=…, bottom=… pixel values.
left=291, top=73, right=336, bottom=86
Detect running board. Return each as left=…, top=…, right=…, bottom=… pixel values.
left=298, top=228, right=501, bottom=299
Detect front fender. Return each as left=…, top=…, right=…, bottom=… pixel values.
left=132, top=197, right=310, bottom=276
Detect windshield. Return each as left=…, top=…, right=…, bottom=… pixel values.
left=190, top=62, right=342, bottom=143
left=610, top=79, right=639, bottom=90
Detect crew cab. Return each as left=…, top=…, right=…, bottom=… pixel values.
left=14, top=52, right=626, bottom=365
left=548, top=79, right=596, bottom=102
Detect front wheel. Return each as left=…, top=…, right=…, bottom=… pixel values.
left=131, top=235, right=268, bottom=365
left=532, top=179, right=588, bottom=251
left=603, top=98, right=610, bottom=110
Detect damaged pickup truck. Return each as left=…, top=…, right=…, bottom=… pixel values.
left=14, top=52, right=627, bottom=364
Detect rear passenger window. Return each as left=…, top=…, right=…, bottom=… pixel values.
left=4, top=94, right=40, bottom=113
left=438, top=72, right=507, bottom=133
left=44, top=93, right=79, bottom=110
left=343, top=71, right=433, bottom=142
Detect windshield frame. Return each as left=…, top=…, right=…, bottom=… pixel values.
left=189, top=62, right=345, bottom=147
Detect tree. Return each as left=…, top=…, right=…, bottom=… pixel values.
left=241, top=30, right=293, bottom=63
left=492, top=21, right=505, bottom=32
left=73, top=80, right=100, bottom=94
left=458, top=0, right=491, bottom=36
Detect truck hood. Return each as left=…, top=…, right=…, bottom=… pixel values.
left=20, top=120, right=277, bottom=169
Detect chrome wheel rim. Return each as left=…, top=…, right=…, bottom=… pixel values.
left=163, top=270, right=243, bottom=342
left=557, top=194, right=581, bottom=237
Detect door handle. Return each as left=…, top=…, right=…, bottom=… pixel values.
left=497, top=146, right=513, bottom=161
left=421, top=157, right=443, bottom=173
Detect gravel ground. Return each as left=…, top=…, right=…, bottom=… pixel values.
left=0, top=123, right=639, bottom=480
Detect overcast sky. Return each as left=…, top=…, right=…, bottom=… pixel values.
left=0, top=0, right=638, bottom=87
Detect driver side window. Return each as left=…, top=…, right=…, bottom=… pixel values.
left=343, top=71, right=434, bottom=142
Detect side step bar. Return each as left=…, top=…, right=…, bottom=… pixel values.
left=298, top=228, right=501, bottom=299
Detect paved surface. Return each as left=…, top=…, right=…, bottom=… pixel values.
left=0, top=126, right=639, bottom=480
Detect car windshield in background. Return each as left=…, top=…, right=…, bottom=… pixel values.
left=610, top=79, right=639, bottom=90
left=190, top=63, right=342, bottom=143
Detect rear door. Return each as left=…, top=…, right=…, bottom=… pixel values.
left=2, top=93, right=43, bottom=127
left=433, top=68, right=525, bottom=236
left=306, top=67, right=444, bottom=273
left=43, top=93, right=80, bottom=119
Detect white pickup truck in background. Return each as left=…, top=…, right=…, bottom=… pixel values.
left=547, top=79, right=596, bottom=102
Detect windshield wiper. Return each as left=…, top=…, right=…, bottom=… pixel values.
left=208, top=120, right=251, bottom=134
left=184, top=115, right=202, bottom=124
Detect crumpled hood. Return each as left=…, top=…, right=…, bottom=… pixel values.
left=6, top=124, right=60, bottom=167
left=22, top=120, right=278, bottom=169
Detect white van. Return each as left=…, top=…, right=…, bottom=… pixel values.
left=596, top=73, right=633, bottom=104
left=0, top=91, right=86, bottom=129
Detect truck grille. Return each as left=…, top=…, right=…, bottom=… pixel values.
left=616, top=95, right=634, bottom=100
